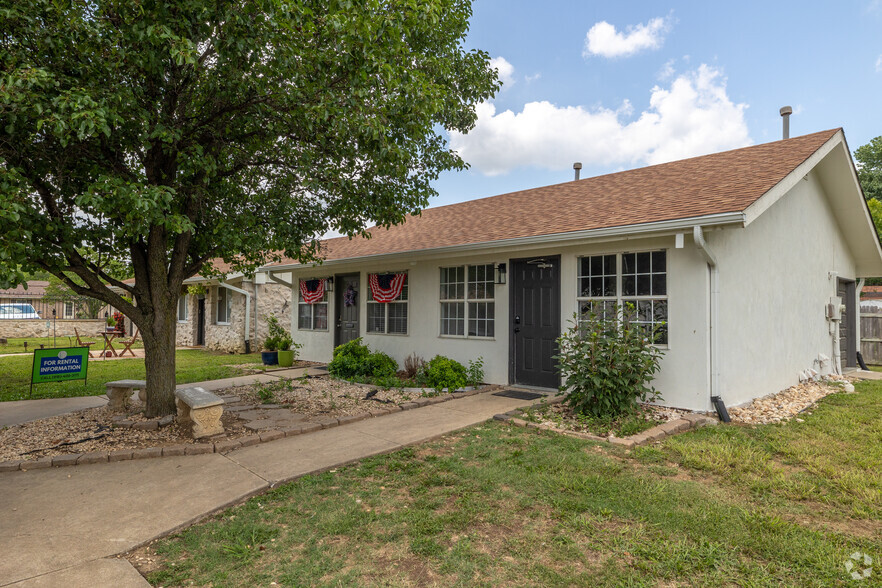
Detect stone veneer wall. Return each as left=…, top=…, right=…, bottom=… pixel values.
left=0, top=319, right=105, bottom=339
left=172, top=279, right=293, bottom=353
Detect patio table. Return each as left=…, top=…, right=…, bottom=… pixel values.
left=98, top=330, right=123, bottom=358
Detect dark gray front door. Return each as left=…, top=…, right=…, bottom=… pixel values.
left=838, top=279, right=856, bottom=368
left=510, top=256, right=561, bottom=388
left=335, top=274, right=360, bottom=347
left=196, top=297, right=205, bottom=346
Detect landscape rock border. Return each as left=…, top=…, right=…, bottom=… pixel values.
left=0, top=386, right=494, bottom=473
left=493, top=395, right=718, bottom=448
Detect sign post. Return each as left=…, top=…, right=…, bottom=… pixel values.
left=30, top=347, right=90, bottom=397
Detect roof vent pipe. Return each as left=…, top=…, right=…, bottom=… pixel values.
left=779, top=106, right=792, bottom=139
left=573, top=162, right=582, bottom=181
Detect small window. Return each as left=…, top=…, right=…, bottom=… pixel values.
left=216, top=288, right=231, bottom=324
left=63, top=301, right=75, bottom=319
left=440, top=264, right=495, bottom=337
left=298, top=285, right=329, bottom=331
left=177, top=294, right=189, bottom=322
left=366, top=273, right=408, bottom=334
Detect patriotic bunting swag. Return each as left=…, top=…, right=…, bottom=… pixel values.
left=368, top=273, right=406, bottom=303
left=299, top=278, right=325, bottom=304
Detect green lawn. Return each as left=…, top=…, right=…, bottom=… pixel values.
left=0, top=350, right=264, bottom=402
left=0, top=336, right=144, bottom=355
left=146, top=380, right=882, bottom=587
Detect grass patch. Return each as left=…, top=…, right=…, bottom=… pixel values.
left=0, top=350, right=265, bottom=402
left=664, top=379, right=882, bottom=521
left=0, top=336, right=144, bottom=355
left=146, top=384, right=882, bottom=586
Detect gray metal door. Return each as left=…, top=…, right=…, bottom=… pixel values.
left=510, top=257, right=561, bottom=388
left=838, top=279, right=856, bottom=368
left=335, top=274, right=360, bottom=347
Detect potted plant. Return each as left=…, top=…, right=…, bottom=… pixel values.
left=263, top=315, right=294, bottom=366
left=105, top=316, right=116, bottom=332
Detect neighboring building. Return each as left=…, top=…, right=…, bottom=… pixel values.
left=172, top=270, right=293, bottom=353
left=263, top=129, right=882, bottom=412
left=0, top=280, right=114, bottom=339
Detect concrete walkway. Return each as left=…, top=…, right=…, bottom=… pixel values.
left=0, top=367, right=327, bottom=428
left=0, top=391, right=533, bottom=587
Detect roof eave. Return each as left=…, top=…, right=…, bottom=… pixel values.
left=262, top=211, right=747, bottom=272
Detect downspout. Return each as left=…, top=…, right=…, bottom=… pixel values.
left=219, top=282, right=251, bottom=354
left=253, top=280, right=259, bottom=352
left=693, top=226, right=720, bottom=412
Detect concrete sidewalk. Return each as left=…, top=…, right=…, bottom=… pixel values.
left=0, top=390, right=533, bottom=587
left=0, top=366, right=327, bottom=428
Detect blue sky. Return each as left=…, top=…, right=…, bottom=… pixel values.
left=430, top=0, right=882, bottom=207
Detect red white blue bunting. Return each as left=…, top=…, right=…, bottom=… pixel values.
left=299, top=278, right=325, bottom=304
left=368, top=273, right=406, bottom=303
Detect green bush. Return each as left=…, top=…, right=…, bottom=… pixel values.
left=419, top=355, right=468, bottom=391
left=328, top=338, right=371, bottom=378
left=364, top=351, right=398, bottom=378
left=556, top=307, right=663, bottom=418
left=328, top=339, right=398, bottom=380
left=466, top=357, right=484, bottom=386
left=264, top=315, right=295, bottom=352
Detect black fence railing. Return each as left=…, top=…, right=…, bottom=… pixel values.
left=0, top=296, right=112, bottom=320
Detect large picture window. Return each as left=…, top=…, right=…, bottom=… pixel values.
left=577, top=250, right=667, bottom=344
left=216, top=287, right=231, bottom=325
left=367, top=274, right=408, bottom=334
left=298, top=288, right=329, bottom=331
left=440, top=264, right=495, bottom=338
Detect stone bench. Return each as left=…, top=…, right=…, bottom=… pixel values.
left=175, top=387, right=225, bottom=439
left=105, top=379, right=147, bottom=411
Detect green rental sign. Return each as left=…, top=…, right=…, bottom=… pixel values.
left=31, top=347, right=89, bottom=393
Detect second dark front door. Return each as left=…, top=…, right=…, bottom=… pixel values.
left=196, top=297, right=206, bottom=346
left=335, top=274, right=360, bottom=347
left=510, top=256, right=561, bottom=388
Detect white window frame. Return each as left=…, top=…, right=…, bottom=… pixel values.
left=216, top=287, right=231, bottom=325
left=576, top=250, right=668, bottom=346
left=177, top=294, right=189, bottom=323
left=439, top=264, right=496, bottom=339
left=63, top=301, right=75, bottom=319
left=366, top=273, right=408, bottom=335
left=297, top=283, right=329, bottom=331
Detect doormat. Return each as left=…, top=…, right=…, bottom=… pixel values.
left=493, top=389, right=545, bottom=401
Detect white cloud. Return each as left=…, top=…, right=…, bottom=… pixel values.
left=876, top=54, right=882, bottom=72
left=525, top=72, right=542, bottom=83
left=490, top=56, right=516, bottom=89
left=584, top=16, right=672, bottom=58
left=450, top=65, right=751, bottom=176
left=658, top=58, right=676, bottom=80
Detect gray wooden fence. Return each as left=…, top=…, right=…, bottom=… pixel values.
left=861, top=309, right=882, bottom=365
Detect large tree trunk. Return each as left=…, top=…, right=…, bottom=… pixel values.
left=142, top=306, right=178, bottom=417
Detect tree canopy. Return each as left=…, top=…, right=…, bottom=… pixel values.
left=855, top=136, right=882, bottom=202
left=0, top=0, right=499, bottom=415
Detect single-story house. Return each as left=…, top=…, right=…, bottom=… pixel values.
left=172, top=268, right=294, bottom=353
left=262, top=128, right=882, bottom=412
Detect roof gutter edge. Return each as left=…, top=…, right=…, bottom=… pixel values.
left=262, top=211, right=746, bottom=272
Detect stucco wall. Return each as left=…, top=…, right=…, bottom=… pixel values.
left=0, top=319, right=105, bottom=339
left=290, top=237, right=712, bottom=410
left=713, top=169, right=858, bottom=407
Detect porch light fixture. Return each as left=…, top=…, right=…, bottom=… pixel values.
left=495, top=263, right=507, bottom=285
left=325, top=276, right=334, bottom=292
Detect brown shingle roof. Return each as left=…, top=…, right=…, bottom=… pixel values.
left=0, top=280, right=48, bottom=297
left=267, top=129, right=840, bottom=265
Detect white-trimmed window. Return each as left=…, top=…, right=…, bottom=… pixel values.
left=63, top=301, right=75, bottom=319
left=177, top=294, right=189, bottom=322
left=298, top=288, right=329, bottom=331
left=577, top=250, right=668, bottom=344
left=216, top=287, right=231, bottom=325
left=440, top=264, right=495, bottom=338
left=367, top=274, right=408, bottom=334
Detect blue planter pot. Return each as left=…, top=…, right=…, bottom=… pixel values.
left=261, top=351, right=278, bottom=366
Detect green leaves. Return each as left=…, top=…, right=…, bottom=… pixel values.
left=856, top=137, right=882, bottom=202
left=556, top=309, right=665, bottom=418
